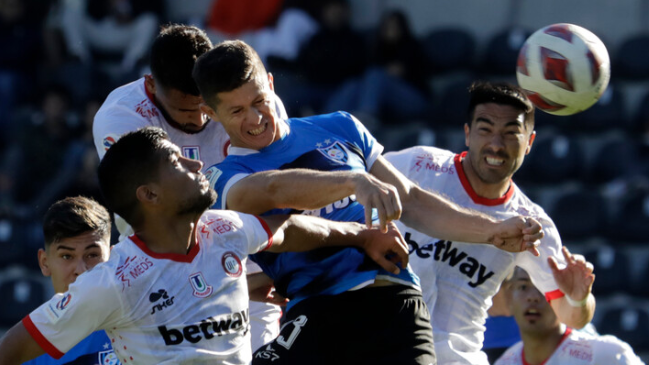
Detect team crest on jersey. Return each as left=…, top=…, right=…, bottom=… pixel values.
left=98, top=349, right=120, bottom=365
left=317, top=140, right=348, bottom=164
left=182, top=146, right=200, bottom=160
left=103, top=134, right=119, bottom=151
left=221, top=252, right=243, bottom=277
left=189, top=272, right=213, bottom=298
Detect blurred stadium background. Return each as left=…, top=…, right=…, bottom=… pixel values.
left=0, top=0, right=647, bottom=360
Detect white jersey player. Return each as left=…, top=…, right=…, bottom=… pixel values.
left=26, top=210, right=273, bottom=364
left=91, top=24, right=288, bottom=352
left=495, top=268, right=644, bottom=365
left=0, top=127, right=410, bottom=364
left=383, top=81, right=596, bottom=365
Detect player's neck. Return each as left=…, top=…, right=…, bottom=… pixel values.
left=521, top=327, right=565, bottom=365
left=460, top=156, right=511, bottom=199
left=135, top=214, right=199, bottom=255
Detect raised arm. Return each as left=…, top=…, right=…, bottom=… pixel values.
left=548, top=246, right=596, bottom=329
left=260, top=214, right=409, bottom=275
left=370, top=155, right=542, bottom=253
left=0, top=322, right=46, bottom=364
left=227, top=169, right=402, bottom=227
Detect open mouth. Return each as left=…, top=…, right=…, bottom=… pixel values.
left=248, top=123, right=267, bottom=136
left=524, top=308, right=541, bottom=322
left=485, top=156, right=505, bottom=166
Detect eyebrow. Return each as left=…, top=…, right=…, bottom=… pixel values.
left=476, top=118, right=524, bottom=128
left=55, top=243, right=102, bottom=251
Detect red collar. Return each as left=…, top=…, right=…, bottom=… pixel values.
left=454, top=151, right=514, bottom=206
left=129, top=225, right=201, bottom=263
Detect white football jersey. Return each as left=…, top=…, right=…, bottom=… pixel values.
left=93, top=78, right=231, bottom=170
left=495, top=328, right=645, bottom=365
left=24, top=210, right=272, bottom=365
left=384, top=146, right=567, bottom=365
left=92, top=77, right=287, bottom=351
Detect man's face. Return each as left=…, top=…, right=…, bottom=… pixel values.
left=155, top=140, right=217, bottom=216
left=202, top=73, right=280, bottom=151
left=146, top=76, right=209, bottom=134
left=508, top=269, right=559, bottom=335
left=464, top=103, right=535, bottom=186
left=38, top=231, right=110, bottom=293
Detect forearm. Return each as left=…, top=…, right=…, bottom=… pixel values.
left=266, top=215, right=366, bottom=253
left=553, top=293, right=596, bottom=329
left=229, top=169, right=363, bottom=214
left=400, top=187, right=499, bottom=244
left=0, top=322, right=45, bottom=364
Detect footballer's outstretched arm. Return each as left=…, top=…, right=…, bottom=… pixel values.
left=226, top=169, right=402, bottom=226
left=0, top=322, right=45, bottom=364
left=370, top=155, right=543, bottom=254
left=260, top=214, right=409, bottom=275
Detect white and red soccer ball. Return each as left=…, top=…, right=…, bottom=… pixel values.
left=516, top=23, right=611, bottom=116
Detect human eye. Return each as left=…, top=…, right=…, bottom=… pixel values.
left=61, top=254, right=72, bottom=260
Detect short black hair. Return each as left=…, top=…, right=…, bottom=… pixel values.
left=192, top=40, right=267, bottom=107
left=43, top=196, right=111, bottom=248
left=97, top=127, right=170, bottom=226
left=467, top=81, right=535, bottom=130
left=150, top=24, right=213, bottom=96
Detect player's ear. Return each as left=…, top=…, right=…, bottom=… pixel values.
left=38, top=248, right=51, bottom=277
left=144, top=74, right=156, bottom=95
left=136, top=184, right=159, bottom=206
left=464, top=123, right=471, bottom=147
left=200, top=103, right=218, bottom=122
left=267, top=72, right=275, bottom=92
left=525, top=131, right=537, bottom=155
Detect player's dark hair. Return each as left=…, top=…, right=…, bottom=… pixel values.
left=150, top=24, right=213, bottom=96
left=192, top=40, right=267, bottom=107
left=467, top=81, right=535, bottom=131
left=43, top=196, right=111, bottom=248
left=98, top=127, right=170, bottom=227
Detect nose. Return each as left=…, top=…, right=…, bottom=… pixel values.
left=182, top=157, right=203, bottom=172
left=526, top=288, right=543, bottom=303
left=488, top=133, right=505, bottom=149
left=74, top=258, right=88, bottom=276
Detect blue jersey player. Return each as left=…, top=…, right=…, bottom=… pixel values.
left=193, top=40, right=544, bottom=365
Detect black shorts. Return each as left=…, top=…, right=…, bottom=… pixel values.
left=252, top=284, right=436, bottom=365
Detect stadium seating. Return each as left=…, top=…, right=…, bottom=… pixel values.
left=0, top=267, right=53, bottom=328
left=596, top=305, right=649, bottom=352
left=583, top=245, right=631, bottom=295
left=422, top=28, right=477, bottom=74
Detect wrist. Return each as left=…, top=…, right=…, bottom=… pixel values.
left=565, top=293, right=590, bottom=307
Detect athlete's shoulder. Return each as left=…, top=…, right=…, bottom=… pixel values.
left=493, top=341, right=523, bottom=365
left=384, top=145, right=453, bottom=163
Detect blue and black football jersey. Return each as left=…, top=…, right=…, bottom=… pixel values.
left=208, top=112, right=419, bottom=309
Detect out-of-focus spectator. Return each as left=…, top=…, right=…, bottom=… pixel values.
left=58, top=0, right=162, bottom=86
left=324, top=10, right=431, bottom=126
left=0, top=85, right=86, bottom=219
left=274, top=0, right=367, bottom=116
left=0, top=0, right=47, bottom=142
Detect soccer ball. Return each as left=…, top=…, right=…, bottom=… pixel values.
left=516, top=23, right=610, bottom=116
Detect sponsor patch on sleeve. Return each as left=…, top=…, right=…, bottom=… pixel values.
left=44, top=293, right=72, bottom=324
left=204, top=166, right=223, bottom=187
left=103, top=134, right=120, bottom=151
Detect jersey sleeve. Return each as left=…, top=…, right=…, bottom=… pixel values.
left=515, top=220, right=566, bottom=302
left=22, top=268, right=123, bottom=359
left=206, top=210, right=273, bottom=255
left=594, top=335, right=645, bottom=364
left=93, top=105, right=149, bottom=160
left=205, top=161, right=251, bottom=210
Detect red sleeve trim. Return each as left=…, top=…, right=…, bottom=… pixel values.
left=22, top=316, right=65, bottom=359
left=254, top=216, right=273, bottom=251
left=545, top=289, right=565, bottom=302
